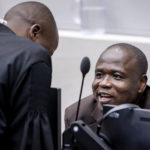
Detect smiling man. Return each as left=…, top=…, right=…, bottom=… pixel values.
left=65, top=43, right=150, bottom=132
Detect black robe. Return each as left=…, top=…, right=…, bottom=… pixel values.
left=0, top=24, right=54, bottom=150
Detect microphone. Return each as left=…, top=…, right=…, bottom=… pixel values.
left=80, top=56, right=90, bottom=77
left=75, top=57, right=90, bottom=121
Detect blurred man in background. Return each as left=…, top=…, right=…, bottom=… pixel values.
left=0, top=1, right=58, bottom=150
left=65, top=43, right=150, bottom=132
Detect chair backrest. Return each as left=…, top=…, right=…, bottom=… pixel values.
left=48, top=87, right=61, bottom=150
left=101, top=104, right=150, bottom=150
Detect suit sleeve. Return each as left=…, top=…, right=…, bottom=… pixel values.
left=64, top=108, right=70, bottom=129
left=20, top=62, right=54, bottom=150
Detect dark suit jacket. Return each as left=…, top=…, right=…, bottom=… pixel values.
left=65, top=86, right=150, bottom=133
left=65, top=95, right=103, bottom=132
left=0, top=24, right=54, bottom=150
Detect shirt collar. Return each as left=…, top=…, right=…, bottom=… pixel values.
left=0, top=19, right=7, bottom=25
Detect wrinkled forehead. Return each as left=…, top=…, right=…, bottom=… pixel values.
left=96, top=48, right=138, bottom=72
left=100, top=47, right=130, bottom=61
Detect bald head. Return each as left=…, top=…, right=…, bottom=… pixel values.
left=4, top=1, right=54, bottom=24
left=98, top=43, right=148, bottom=75
left=4, top=1, right=58, bottom=55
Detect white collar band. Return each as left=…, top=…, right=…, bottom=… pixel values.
left=0, top=19, right=7, bottom=25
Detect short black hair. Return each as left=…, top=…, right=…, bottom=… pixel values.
left=4, top=1, right=56, bottom=28
left=106, top=43, right=148, bottom=75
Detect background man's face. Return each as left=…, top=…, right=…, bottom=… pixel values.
left=92, top=48, right=141, bottom=105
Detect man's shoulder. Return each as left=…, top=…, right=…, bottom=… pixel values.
left=65, top=95, right=94, bottom=113
left=16, top=35, right=49, bottom=55
left=7, top=34, right=51, bottom=65
left=0, top=33, right=51, bottom=77
left=65, top=94, right=96, bottom=121
left=4, top=32, right=49, bottom=57
left=64, top=94, right=99, bottom=130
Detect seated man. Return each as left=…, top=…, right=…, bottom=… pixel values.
left=65, top=43, right=150, bottom=132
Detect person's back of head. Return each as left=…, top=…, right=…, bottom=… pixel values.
left=4, top=1, right=58, bottom=55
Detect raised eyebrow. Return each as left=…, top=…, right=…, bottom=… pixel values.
left=95, top=68, right=103, bottom=73
left=95, top=68, right=127, bottom=76
left=111, top=70, right=126, bottom=76
left=95, top=69, right=123, bottom=73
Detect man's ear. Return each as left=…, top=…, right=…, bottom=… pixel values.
left=28, top=24, right=41, bottom=41
left=138, top=74, right=147, bottom=93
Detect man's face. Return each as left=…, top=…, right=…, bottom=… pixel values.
left=92, top=48, right=141, bottom=105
